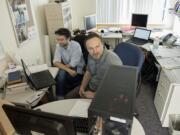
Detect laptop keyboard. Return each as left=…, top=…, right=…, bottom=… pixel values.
left=130, top=38, right=148, bottom=45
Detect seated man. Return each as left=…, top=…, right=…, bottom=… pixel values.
left=53, top=28, right=85, bottom=99
left=66, top=32, right=123, bottom=99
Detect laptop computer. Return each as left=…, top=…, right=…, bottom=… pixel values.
left=127, top=28, right=151, bottom=45
left=21, top=59, right=56, bottom=90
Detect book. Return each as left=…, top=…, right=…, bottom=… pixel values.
left=6, top=82, right=28, bottom=89
left=6, top=85, right=29, bottom=95
left=7, top=70, right=22, bottom=85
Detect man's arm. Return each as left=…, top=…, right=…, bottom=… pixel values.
left=53, top=45, right=77, bottom=77
left=79, top=70, right=91, bottom=97
left=54, top=62, right=77, bottom=77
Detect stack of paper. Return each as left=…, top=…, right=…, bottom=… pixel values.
left=158, top=57, right=180, bottom=69
left=68, top=100, right=91, bottom=118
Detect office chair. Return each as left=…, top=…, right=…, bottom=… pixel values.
left=114, top=42, right=144, bottom=95
left=114, top=42, right=145, bottom=117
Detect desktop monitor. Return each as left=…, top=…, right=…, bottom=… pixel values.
left=84, top=14, right=96, bottom=32
left=131, top=14, right=148, bottom=27
left=2, top=104, right=76, bottom=135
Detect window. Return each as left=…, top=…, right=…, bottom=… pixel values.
left=96, top=0, right=168, bottom=24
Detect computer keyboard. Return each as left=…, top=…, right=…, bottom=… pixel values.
left=72, top=117, right=89, bottom=133
left=130, top=38, right=148, bottom=45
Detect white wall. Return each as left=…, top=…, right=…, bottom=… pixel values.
left=173, top=16, right=180, bottom=36
left=0, top=0, right=46, bottom=65
left=70, top=0, right=96, bottom=29
left=31, top=0, right=49, bottom=63
left=163, top=0, right=176, bottom=29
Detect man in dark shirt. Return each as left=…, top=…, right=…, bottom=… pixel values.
left=66, top=32, right=122, bottom=99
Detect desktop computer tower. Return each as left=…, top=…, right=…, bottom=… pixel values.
left=88, top=65, right=138, bottom=135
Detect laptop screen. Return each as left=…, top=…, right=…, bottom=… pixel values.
left=134, top=28, right=151, bottom=40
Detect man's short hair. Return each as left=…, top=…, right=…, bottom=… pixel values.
left=55, top=28, right=71, bottom=39
left=84, top=32, right=103, bottom=44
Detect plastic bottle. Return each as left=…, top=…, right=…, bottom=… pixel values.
left=153, top=36, right=160, bottom=50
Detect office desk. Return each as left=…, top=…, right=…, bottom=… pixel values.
left=0, top=67, right=58, bottom=108
left=142, top=44, right=180, bottom=127
left=96, top=31, right=122, bottom=49
left=36, top=99, right=145, bottom=135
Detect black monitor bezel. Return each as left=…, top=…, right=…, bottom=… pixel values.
left=84, top=14, right=96, bottom=31
left=2, top=104, right=76, bottom=135
left=131, top=13, right=148, bottom=28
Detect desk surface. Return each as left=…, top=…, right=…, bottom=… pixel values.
left=36, top=99, right=145, bottom=135
left=142, top=43, right=180, bottom=83
left=0, top=67, right=58, bottom=107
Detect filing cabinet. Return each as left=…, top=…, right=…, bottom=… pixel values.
left=154, top=68, right=180, bottom=127
left=45, top=1, right=72, bottom=54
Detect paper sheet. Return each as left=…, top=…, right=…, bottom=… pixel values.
left=155, top=47, right=180, bottom=58
left=28, top=64, right=48, bottom=73
left=158, top=57, right=180, bottom=69
left=68, top=100, right=91, bottom=118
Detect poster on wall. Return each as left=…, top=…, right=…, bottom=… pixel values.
left=6, top=0, right=35, bottom=47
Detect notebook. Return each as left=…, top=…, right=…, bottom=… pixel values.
left=7, top=70, right=22, bottom=85
left=21, top=59, right=56, bottom=90
left=127, top=28, right=151, bottom=45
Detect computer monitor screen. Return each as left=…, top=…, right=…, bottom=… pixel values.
left=131, top=14, right=148, bottom=27
left=84, top=14, right=96, bottom=31
left=3, top=104, right=76, bottom=135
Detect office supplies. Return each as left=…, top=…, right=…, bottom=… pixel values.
left=21, top=59, right=56, bottom=90
left=6, top=82, right=28, bottom=89
left=88, top=65, right=138, bottom=135
left=2, top=104, right=76, bottom=135
left=131, top=14, right=148, bottom=27
left=161, top=33, right=177, bottom=46
left=108, top=27, right=121, bottom=33
left=157, top=57, right=180, bottom=69
left=84, top=14, right=96, bottom=32
left=7, top=70, right=22, bottom=85
left=25, top=90, right=45, bottom=104
left=127, top=28, right=151, bottom=45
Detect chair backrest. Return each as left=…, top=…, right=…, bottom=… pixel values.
left=114, top=42, right=144, bottom=73
left=73, top=34, right=88, bottom=65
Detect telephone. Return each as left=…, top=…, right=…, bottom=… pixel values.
left=161, top=33, right=177, bottom=46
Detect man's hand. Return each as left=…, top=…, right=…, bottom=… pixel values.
left=83, top=91, right=95, bottom=99
left=79, top=86, right=85, bottom=97
left=68, top=70, right=77, bottom=77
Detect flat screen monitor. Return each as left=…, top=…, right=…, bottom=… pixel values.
left=2, top=104, right=76, bottom=135
left=131, top=14, right=148, bottom=27
left=84, top=14, right=96, bottom=31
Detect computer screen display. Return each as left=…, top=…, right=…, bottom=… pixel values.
left=131, top=14, right=148, bottom=27
left=134, top=28, right=151, bottom=40
left=3, top=104, right=76, bottom=135
left=84, top=14, right=96, bottom=31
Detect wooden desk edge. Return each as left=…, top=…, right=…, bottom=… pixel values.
left=0, top=100, right=15, bottom=135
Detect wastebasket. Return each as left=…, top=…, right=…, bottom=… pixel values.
left=169, top=114, right=180, bottom=135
